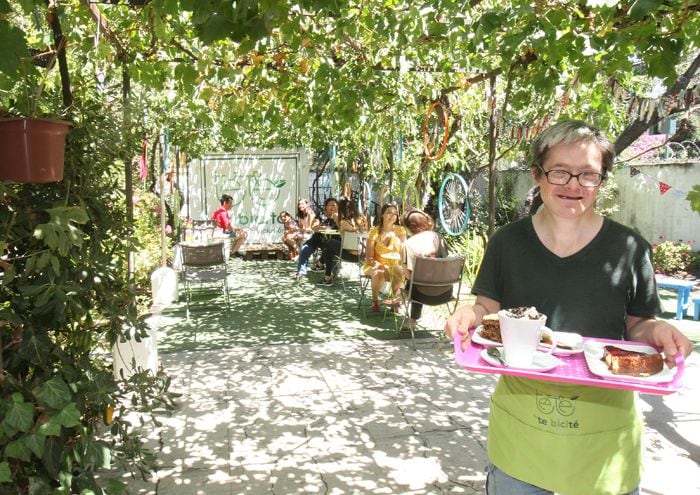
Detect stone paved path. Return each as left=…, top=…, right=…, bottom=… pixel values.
left=110, top=337, right=698, bottom=495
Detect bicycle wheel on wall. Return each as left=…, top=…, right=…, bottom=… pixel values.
left=423, top=101, right=449, bottom=161
left=438, top=173, right=470, bottom=235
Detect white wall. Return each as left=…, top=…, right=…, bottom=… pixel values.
left=611, top=162, right=699, bottom=247
left=501, top=162, right=700, bottom=248
left=182, top=149, right=311, bottom=244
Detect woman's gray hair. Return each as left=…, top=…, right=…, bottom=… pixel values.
left=531, top=120, right=615, bottom=176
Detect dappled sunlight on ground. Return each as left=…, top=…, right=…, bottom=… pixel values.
left=152, top=258, right=451, bottom=352
left=102, top=257, right=700, bottom=494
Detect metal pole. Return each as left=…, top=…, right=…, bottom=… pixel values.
left=160, top=129, right=169, bottom=267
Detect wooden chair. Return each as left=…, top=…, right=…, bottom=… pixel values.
left=180, top=242, right=230, bottom=319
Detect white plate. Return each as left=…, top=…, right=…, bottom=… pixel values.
left=471, top=325, right=502, bottom=347
left=583, top=341, right=675, bottom=384
left=472, top=326, right=575, bottom=353
left=480, top=348, right=564, bottom=372
left=538, top=331, right=584, bottom=356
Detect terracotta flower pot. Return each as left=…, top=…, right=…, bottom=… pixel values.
left=0, top=118, right=71, bottom=183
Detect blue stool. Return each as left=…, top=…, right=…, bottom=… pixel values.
left=693, top=296, right=700, bottom=321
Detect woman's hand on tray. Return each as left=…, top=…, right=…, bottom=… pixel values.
left=445, top=297, right=501, bottom=352
left=444, top=308, right=474, bottom=352
left=626, top=316, right=692, bottom=369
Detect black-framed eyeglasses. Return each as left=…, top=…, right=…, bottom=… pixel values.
left=540, top=168, right=606, bottom=188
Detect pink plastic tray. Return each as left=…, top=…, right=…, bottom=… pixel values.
left=453, top=330, right=685, bottom=395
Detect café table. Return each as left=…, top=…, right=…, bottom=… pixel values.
left=655, top=275, right=697, bottom=320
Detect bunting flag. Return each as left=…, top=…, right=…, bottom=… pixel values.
left=621, top=164, right=688, bottom=201
left=609, top=77, right=699, bottom=124
left=672, top=190, right=686, bottom=200
left=495, top=80, right=698, bottom=146
left=139, top=140, right=148, bottom=180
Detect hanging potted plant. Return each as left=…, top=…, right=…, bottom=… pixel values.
left=0, top=43, right=71, bottom=184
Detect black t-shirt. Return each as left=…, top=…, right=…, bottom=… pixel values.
left=473, top=217, right=660, bottom=340
left=320, top=215, right=338, bottom=230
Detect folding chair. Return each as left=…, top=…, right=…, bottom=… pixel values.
left=180, top=242, right=230, bottom=319
left=192, top=219, right=216, bottom=242
left=336, top=231, right=362, bottom=292
left=355, top=236, right=373, bottom=316
left=401, top=255, right=466, bottom=348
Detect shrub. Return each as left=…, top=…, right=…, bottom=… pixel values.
left=443, top=226, right=488, bottom=286
left=652, top=239, right=695, bottom=275
left=132, top=192, right=174, bottom=310
left=0, top=115, right=175, bottom=493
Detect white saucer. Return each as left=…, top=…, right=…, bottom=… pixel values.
left=480, top=348, right=563, bottom=372
left=539, top=331, right=584, bottom=356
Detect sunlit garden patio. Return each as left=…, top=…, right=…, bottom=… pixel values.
left=99, top=256, right=700, bottom=495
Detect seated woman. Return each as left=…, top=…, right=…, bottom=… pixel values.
left=317, top=196, right=368, bottom=286
left=278, top=210, right=301, bottom=259
left=401, top=208, right=450, bottom=330
left=362, top=203, right=406, bottom=312
left=211, top=194, right=248, bottom=254
left=294, top=197, right=337, bottom=279
left=296, top=198, right=317, bottom=242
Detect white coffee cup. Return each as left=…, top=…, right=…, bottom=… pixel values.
left=498, top=309, right=548, bottom=367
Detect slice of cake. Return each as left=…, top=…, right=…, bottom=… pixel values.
left=602, top=346, right=664, bottom=377
left=480, top=314, right=501, bottom=342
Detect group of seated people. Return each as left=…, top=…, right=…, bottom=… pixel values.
left=282, top=196, right=451, bottom=331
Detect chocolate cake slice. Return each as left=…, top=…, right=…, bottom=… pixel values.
left=480, top=314, right=501, bottom=342
left=602, top=345, right=663, bottom=377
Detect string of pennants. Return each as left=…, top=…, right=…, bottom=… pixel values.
left=609, top=79, right=699, bottom=123
left=627, top=165, right=688, bottom=200
left=498, top=77, right=699, bottom=144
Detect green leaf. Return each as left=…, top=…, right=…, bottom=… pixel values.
left=33, top=206, right=88, bottom=256
left=35, top=376, right=72, bottom=410
left=0, top=22, right=28, bottom=77
left=6, top=438, right=31, bottom=461
left=85, top=441, right=111, bottom=469
left=107, top=479, right=128, bottom=493
left=24, top=432, right=46, bottom=458
left=18, top=328, right=52, bottom=367
left=198, top=14, right=236, bottom=45
left=628, top=0, right=661, bottom=20
left=687, top=185, right=700, bottom=215
left=2, top=393, right=35, bottom=433
left=37, top=418, right=61, bottom=437
left=42, top=435, right=65, bottom=479
left=54, top=403, right=81, bottom=428
left=0, top=461, right=11, bottom=483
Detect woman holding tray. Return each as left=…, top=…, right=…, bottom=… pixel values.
left=444, top=120, right=691, bottom=495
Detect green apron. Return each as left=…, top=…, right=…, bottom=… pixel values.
left=488, top=376, right=642, bottom=495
